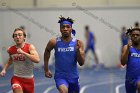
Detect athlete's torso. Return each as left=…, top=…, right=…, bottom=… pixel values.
left=54, top=37, right=78, bottom=79
left=8, top=43, right=34, bottom=78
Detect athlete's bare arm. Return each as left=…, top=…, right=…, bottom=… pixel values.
left=17, top=44, right=40, bottom=63
left=0, top=57, right=13, bottom=77
left=76, top=40, right=85, bottom=66
left=121, top=40, right=132, bottom=66
left=44, top=38, right=56, bottom=78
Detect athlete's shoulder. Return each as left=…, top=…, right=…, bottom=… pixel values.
left=47, top=38, right=56, bottom=49
left=56, top=37, right=62, bottom=42
left=25, top=43, right=31, bottom=45
left=7, top=45, right=16, bottom=54
left=49, top=38, right=57, bottom=43
left=23, top=43, right=31, bottom=49
left=72, top=38, right=77, bottom=42
left=24, top=43, right=31, bottom=47
left=9, top=45, right=16, bottom=49
left=122, top=45, right=132, bottom=52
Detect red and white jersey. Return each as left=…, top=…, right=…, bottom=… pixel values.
left=8, top=43, right=34, bottom=78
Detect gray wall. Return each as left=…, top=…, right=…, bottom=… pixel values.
left=0, top=7, right=140, bottom=67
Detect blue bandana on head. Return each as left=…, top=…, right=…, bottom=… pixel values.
left=60, top=20, right=72, bottom=27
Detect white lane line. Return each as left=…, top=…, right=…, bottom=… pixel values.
left=35, top=81, right=52, bottom=86
left=43, top=86, right=55, bottom=93
left=80, top=80, right=123, bottom=93
left=115, top=83, right=125, bottom=93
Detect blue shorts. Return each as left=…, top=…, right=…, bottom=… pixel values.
left=85, top=46, right=95, bottom=54
left=55, top=78, right=80, bottom=93
left=125, top=77, right=140, bottom=93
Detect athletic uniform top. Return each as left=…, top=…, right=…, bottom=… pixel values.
left=126, top=46, right=140, bottom=79
left=8, top=43, right=34, bottom=78
left=87, top=31, right=94, bottom=48
left=54, top=37, right=78, bottom=79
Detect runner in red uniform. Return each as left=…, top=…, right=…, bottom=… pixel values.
left=0, top=28, right=40, bottom=93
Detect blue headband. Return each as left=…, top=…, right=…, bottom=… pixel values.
left=60, top=21, right=72, bottom=27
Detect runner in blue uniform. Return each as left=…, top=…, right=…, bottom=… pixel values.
left=44, top=16, right=85, bottom=93
left=121, top=28, right=140, bottom=93
left=84, top=25, right=99, bottom=65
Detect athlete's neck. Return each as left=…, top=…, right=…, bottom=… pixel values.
left=61, top=36, right=72, bottom=42
left=16, top=42, right=25, bottom=48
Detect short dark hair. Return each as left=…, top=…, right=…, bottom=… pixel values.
left=12, top=28, right=26, bottom=38
left=58, top=15, right=74, bottom=24
left=126, top=28, right=140, bottom=35
left=19, top=25, right=25, bottom=30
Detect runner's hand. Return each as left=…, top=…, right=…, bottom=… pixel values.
left=0, top=70, right=6, bottom=77
left=45, top=70, right=53, bottom=78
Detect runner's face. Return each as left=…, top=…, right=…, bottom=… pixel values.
left=60, top=24, right=72, bottom=37
left=131, top=30, right=140, bottom=43
left=13, top=30, right=25, bottom=44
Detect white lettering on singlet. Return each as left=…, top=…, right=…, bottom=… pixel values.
left=131, top=53, right=140, bottom=57
left=58, top=47, right=74, bottom=52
